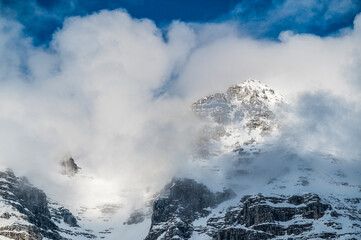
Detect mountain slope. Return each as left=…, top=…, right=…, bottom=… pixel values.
left=143, top=79, right=361, bottom=240
left=0, top=79, right=360, bottom=240
left=0, top=168, right=95, bottom=240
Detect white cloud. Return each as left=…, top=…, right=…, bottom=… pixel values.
left=0, top=9, right=361, bottom=212
left=172, top=17, right=361, bottom=103
left=0, top=10, right=199, bottom=208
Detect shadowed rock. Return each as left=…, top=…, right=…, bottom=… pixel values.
left=0, top=169, right=87, bottom=240
left=145, top=178, right=235, bottom=240
left=207, top=193, right=332, bottom=240
left=61, top=157, right=80, bottom=176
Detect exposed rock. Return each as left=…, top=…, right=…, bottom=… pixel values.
left=51, top=206, right=79, bottom=227
left=192, top=79, right=285, bottom=136
left=0, top=169, right=92, bottom=240
left=202, top=193, right=334, bottom=239
left=61, top=157, right=80, bottom=176
left=143, top=80, right=361, bottom=240
left=192, top=79, right=286, bottom=160
left=145, top=178, right=235, bottom=240
left=0, top=212, right=10, bottom=219
left=193, top=93, right=231, bottom=124
left=0, top=169, right=60, bottom=239
left=0, top=224, right=42, bottom=240
left=213, top=227, right=272, bottom=240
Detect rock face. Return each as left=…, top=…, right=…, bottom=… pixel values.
left=1, top=79, right=360, bottom=240
left=0, top=169, right=93, bottom=240
left=52, top=207, right=79, bottom=227
left=192, top=79, right=285, bottom=158
left=0, top=169, right=60, bottom=239
left=142, top=80, right=361, bottom=240
left=192, top=79, right=285, bottom=135
left=145, top=178, right=235, bottom=240
left=144, top=190, right=360, bottom=240
left=61, top=157, right=80, bottom=176
left=208, top=193, right=332, bottom=239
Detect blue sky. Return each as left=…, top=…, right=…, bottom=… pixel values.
left=1, top=0, right=361, bottom=45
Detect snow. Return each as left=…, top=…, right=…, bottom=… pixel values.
left=1, top=79, right=360, bottom=239
left=232, top=78, right=286, bottom=106
left=181, top=79, right=361, bottom=240
left=0, top=236, right=11, bottom=240
left=0, top=197, right=32, bottom=228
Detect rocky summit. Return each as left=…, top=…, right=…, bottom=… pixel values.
left=141, top=79, right=361, bottom=240
left=192, top=79, right=285, bottom=135
left=192, top=79, right=287, bottom=159
left=61, top=157, right=80, bottom=177
left=0, top=79, right=360, bottom=240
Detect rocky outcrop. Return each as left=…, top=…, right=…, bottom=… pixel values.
left=144, top=190, right=352, bottom=240
left=0, top=169, right=91, bottom=240
left=0, top=170, right=61, bottom=239
left=61, top=157, right=80, bottom=176
left=0, top=225, right=42, bottom=240
left=213, top=228, right=272, bottom=240
left=192, top=79, right=284, bottom=135
left=145, top=178, right=235, bottom=240
left=142, top=80, right=361, bottom=240
left=192, top=79, right=285, bottom=158
left=51, top=206, right=79, bottom=227
left=206, top=193, right=333, bottom=239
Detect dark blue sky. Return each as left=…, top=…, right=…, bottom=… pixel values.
left=1, top=0, right=361, bottom=46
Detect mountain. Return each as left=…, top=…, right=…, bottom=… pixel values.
left=142, top=79, right=361, bottom=240
left=0, top=79, right=360, bottom=239
left=0, top=168, right=95, bottom=240
left=191, top=79, right=285, bottom=159
left=192, top=78, right=284, bottom=133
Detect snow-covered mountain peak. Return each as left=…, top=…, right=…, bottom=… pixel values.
left=1, top=80, right=360, bottom=240
left=227, top=78, right=285, bottom=107
left=192, top=79, right=285, bottom=110
left=192, top=79, right=286, bottom=154
left=234, top=78, right=268, bottom=89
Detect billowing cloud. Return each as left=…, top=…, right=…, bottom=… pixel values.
left=171, top=14, right=361, bottom=102
left=0, top=7, right=361, bottom=212
left=272, top=91, right=361, bottom=162
left=0, top=10, right=199, bottom=207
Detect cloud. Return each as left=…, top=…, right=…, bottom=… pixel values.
left=170, top=14, right=361, bottom=103
left=0, top=7, right=361, bottom=214
left=0, top=10, right=199, bottom=208
left=278, top=91, right=361, bottom=160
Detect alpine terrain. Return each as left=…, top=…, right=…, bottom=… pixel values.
left=0, top=79, right=360, bottom=240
